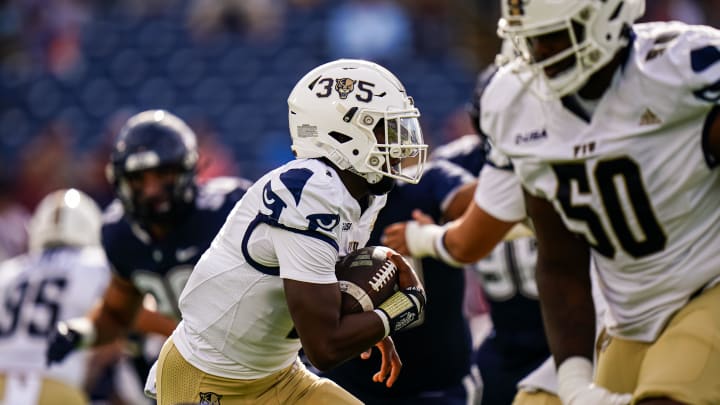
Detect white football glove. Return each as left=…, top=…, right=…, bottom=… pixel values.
left=557, top=357, right=632, bottom=405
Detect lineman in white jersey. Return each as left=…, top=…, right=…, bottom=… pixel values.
left=384, top=138, right=563, bottom=405
left=155, top=59, right=429, bottom=405
left=0, top=189, right=109, bottom=404
left=384, top=136, right=610, bottom=405
left=380, top=49, right=556, bottom=405
left=481, top=0, right=720, bottom=403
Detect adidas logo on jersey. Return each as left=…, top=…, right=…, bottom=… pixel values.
left=639, top=108, right=662, bottom=126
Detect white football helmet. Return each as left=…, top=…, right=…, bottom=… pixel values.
left=498, top=0, right=645, bottom=98
left=28, top=189, right=103, bottom=252
left=288, top=59, right=427, bottom=185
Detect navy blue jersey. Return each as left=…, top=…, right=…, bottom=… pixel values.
left=324, top=161, right=476, bottom=400
left=430, top=134, right=486, bottom=176
left=101, top=177, right=251, bottom=318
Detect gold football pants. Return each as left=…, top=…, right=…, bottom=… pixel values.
left=595, top=283, right=720, bottom=404
left=156, top=337, right=362, bottom=405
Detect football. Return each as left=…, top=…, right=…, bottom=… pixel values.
left=336, top=246, right=399, bottom=314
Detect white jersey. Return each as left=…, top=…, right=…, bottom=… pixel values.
left=482, top=21, right=720, bottom=342
left=173, top=159, right=386, bottom=379
left=0, top=247, right=110, bottom=388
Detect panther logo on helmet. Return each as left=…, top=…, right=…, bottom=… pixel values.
left=334, top=78, right=356, bottom=99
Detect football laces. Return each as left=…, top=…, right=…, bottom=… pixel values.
left=369, top=260, right=397, bottom=292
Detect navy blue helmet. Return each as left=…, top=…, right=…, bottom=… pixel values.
left=106, top=110, right=199, bottom=226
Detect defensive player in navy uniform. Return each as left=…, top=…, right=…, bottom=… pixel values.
left=45, top=110, right=252, bottom=382
left=152, top=59, right=429, bottom=405
left=481, top=0, right=720, bottom=403
left=323, top=157, right=480, bottom=404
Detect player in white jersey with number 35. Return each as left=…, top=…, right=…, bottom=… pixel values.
left=482, top=0, right=720, bottom=404
left=0, top=189, right=110, bottom=405
left=154, top=59, right=429, bottom=405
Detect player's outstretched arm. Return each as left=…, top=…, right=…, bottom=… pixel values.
left=443, top=202, right=518, bottom=262
left=47, top=274, right=144, bottom=366
left=383, top=201, right=516, bottom=266
left=380, top=178, right=475, bottom=258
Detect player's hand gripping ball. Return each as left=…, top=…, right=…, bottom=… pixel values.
left=336, top=246, right=399, bottom=314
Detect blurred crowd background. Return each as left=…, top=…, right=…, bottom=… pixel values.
left=0, top=0, right=719, bottom=257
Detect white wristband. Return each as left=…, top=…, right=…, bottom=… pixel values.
left=433, top=231, right=464, bottom=267
left=63, top=317, right=97, bottom=348
left=404, top=221, right=464, bottom=267
left=373, top=309, right=391, bottom=338
left=404, top=221, right=445, bottom=258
